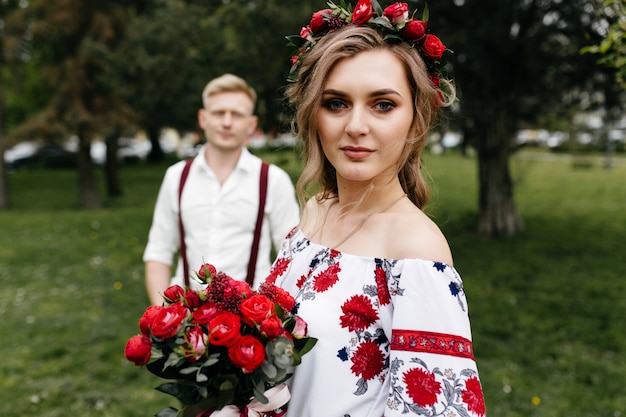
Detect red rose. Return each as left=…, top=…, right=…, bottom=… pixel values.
left=352, top=0, right=374, bottom=25
left=209, top=312, right=242, bottom=347
left=228, top=334, right=266, bottom=373
left=273, top=286, right=296, bottom=312
left=139, top=305, right=164, bottom=335
left=151, top=302, right=188, bottom=339
left=310, top=9, right=332, bottom=34
left=184, top=290, right=201, bottom=309
left=383, top=2, right=409, bottom=25
left=163, top=285, right=185, bottom=303
left=259, top=315, right=283, bottom=338
left=192, top=302, right=221, bottom=325
left=239, top=294, right=274, bottom=325
left=402, top=19, right=428, bottom=42
left=229, top=279, right=254, bottom=300
left=124, top=334, right=152, bottom=366
left=184, top=326, right=208, bottom=362
left=421, top=34, right=446, bottom=59
left=197, top=263, right=216, bottom=279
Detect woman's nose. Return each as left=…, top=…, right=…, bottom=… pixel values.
left=344, top=108, right=369, bottom=137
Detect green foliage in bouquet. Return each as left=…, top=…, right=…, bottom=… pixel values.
left=124, top=264, right=317, bottom=416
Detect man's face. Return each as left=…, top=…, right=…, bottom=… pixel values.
left=198, top=91, right=257, bottom=152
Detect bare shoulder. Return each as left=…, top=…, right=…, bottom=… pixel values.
left=384, top=204, right=453, bottom=265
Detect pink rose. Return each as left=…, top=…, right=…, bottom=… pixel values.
left=421, top=34, right=446, bottom=59
left=151, top=302, right=188, bottom=339
left=291, top=316, right=309, bottom=339
left=383, top=2, right=409, bottom=25
left=163, top=285, right=185, bottom=303
left=239, top=294, right=274, bottom=325
left=310, top=9, right=332, bottom=34
left=139, top=305, right=164, bottom=335
left=352, top=0, right=374, bottom=25
left=228, top=335, right=266, bottom=373
left=124, top=334, right=152, bottom=366
left=184, top=326, right=208, bottom=362
left=300, top=26, right=313, bottom=41
left=402, top=19, right=428, bottom=42
left=209, top=312, right=242, bottom=347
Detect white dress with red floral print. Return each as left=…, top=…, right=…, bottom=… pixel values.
left=265, top=228, right=486, bottom=417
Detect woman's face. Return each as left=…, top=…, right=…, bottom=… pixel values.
left=316, top=48, right=414, bottom=187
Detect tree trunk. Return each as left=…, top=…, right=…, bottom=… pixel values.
left=77, top=127, right=101, bottom=209
left=475, top=112, right=524, bottom=237
left=104, top=130, right=123, bottom=197
left=147, top=125, right=164, bottom=162
left=0, top=72, right=8, bottom=209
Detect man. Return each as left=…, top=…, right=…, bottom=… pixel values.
left=143, top=74, right=299, bottom=306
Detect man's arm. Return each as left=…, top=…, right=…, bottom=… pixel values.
left=145, top=261, right=172, bottom=306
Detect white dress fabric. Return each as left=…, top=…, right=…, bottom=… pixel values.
left=266, top=228, right=486, bottom=417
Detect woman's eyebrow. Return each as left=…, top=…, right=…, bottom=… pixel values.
left=321, top=88, right=401, bottom=97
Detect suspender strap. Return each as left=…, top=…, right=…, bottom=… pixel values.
left=178, top=159, right=269, bottom=289
left=178, top=158, right=194, bottom=288
left=246, top=161, right=269, bottom=286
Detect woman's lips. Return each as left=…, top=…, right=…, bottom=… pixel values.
left=341, top=146, right=373, bottom=160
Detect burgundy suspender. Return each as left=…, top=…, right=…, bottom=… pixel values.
left=178, top=159, right=269, bottom=288
left=178, top=158, right=195, bottom=288
left=246, top=161, right=269, bottom=286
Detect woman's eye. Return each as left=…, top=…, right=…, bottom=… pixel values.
left=374, top=101, right=396, bottom=112
left=323, top=99, right=347, bottom=111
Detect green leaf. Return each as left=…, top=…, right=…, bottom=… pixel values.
left=155, top=382, right=182, bottom=398
left=372, top=0, right=383, bottom=16
left=422, top=3, right=430, bottom=23
left=154, top=407, right=180, bottom=417
left=179, top=366, right=200, bottom=375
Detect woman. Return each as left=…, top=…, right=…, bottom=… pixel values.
left=267, top=1, right=486, bottom=416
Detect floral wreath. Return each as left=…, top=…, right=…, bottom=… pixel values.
left=287, top=0, right=451, bottom=88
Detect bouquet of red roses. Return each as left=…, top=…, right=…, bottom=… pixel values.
left=124, top=263, right=316, bottom=417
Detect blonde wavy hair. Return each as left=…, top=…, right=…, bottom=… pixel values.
left=286, top=25, right=455, bottom=210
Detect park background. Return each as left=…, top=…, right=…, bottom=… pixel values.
left=0, top=0, right=625, bottom=416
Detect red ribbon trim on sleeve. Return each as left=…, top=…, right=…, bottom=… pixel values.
left=391, top=330, right=474, bottom=360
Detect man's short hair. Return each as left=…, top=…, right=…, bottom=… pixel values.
left=202, top=74, right=257, bottom=110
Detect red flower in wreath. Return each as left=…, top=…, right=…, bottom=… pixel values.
left=403, top=367, right=442, bottom=407
left=462, top=376, right=486, bottom=416
left=340, top=294, right=379, bottom=332
left=350, top=341, right=384, bottom=380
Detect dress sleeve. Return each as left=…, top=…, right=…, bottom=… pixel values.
left=384, top=260, right=486, bottom=416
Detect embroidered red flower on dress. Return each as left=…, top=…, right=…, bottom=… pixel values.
left=403, top=367, right=442, bottom=407
left=266, top=257, right=291, bottom=284
left=462, top=376, right=486, bottom=416
left=374, top=266, right=391, bottom=305
left=350, top=341, right=385, bottom=380
left=313, top=263, right=341, bottom=292
left=340, top=294, right=379, bottom=331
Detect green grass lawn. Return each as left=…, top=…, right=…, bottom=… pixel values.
left=0, top=149, right=624, bottom=417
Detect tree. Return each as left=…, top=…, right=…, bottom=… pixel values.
left=434, top=0, right=617, bottom=237
left=581, top=0, right=626, bottom=90
left=5, top=0, right=143, bottom=208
